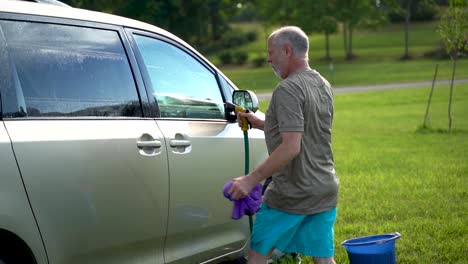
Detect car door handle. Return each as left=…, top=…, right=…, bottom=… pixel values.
left=169, top=140, right=191, bottom=148
left=137, top=140, right=162, bottom=148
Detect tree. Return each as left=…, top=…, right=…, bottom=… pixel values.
left=61, top=0, right=244, bottom=50
left=320, top=16, right=339, bottom=61
left=335, top=0, right=384, bottom=60
left=254, top=0, right=302, bottom=26
left=401, top=0, right=414, bottom=59
left=300, top=1, right=339, bottom=61
left=255, top=0, right=387, bottom=61
left=385, top=0, right=437, bottom=60
left=438, top=0, right=467, bottom=132
left=255, top=0, right=338, bottom=60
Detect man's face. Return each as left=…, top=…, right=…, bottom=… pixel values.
left=267, top=37, right=287, bottom=79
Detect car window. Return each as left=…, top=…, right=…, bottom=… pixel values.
left=0, top=20, right=141, bottom=117
left=218, top=76, right=235, bottom=102
left=133, top=34, right=224, bottom=119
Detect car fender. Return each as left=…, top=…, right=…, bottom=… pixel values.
left=0, top=123, right=48, bottom=264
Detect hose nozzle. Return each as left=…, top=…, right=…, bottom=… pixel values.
left=225, top=102, right=249, bottom=131
left=234, top=105, right=249, bottom=132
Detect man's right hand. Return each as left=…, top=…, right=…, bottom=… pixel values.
left=237, top=111, right=264, bottom=130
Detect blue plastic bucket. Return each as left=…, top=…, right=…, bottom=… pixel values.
left=342, top=232, right=401, bottom=264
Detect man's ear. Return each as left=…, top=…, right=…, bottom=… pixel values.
left=284, top=43, right=293, bottom=57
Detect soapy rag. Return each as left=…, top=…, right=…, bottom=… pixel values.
left=223, top=181, right=262, bottom=220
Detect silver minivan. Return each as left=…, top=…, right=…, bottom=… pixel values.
left=0, top=1, right=268, bottom=263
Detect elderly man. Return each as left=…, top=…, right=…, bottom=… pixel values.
left=228, top=26, right=339, bottom=264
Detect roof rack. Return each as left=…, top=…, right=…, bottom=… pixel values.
left=15, top=0, right=71, bottom=7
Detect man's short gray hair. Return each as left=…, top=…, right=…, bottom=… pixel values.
left=270, top=26, right=309, bottom=58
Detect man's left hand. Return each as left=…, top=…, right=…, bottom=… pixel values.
left=228, top=175, right=257, bottom=200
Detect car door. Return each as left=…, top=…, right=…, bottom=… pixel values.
left=0, top=18, right=169, bottom=264
left=129, top=32, right=266, bottom=263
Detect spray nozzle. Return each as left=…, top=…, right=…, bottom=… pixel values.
left=226, top=90, right=259, bottom=131
left=225, top=102, right=250, bottom=131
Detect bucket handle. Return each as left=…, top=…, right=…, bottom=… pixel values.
left=342, top=232, right=401, bottom=246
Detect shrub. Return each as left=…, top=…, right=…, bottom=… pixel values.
left=424, top=45, right=450, bottom=59
left=246, top=31, right=258, bottom=42
left=424, top=42, right=468, bottom=60
left=197, top=28, right=259, bottom=54
left=218, top=51, right=233, bottom=65
left=218, top=29, right=258, bottom=49
left=233, top=51, right=249, bottom=65
left=221, top=29, right=248, bottom=49
left=413, top=1, right=440, bottom=21
left=252, top=55, right=266, bottom=68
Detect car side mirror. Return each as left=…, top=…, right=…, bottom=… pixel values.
left=233, top=90, right=258, bottom=113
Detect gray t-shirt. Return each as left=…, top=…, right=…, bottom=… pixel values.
left=263, top=69, right=339, bottom=215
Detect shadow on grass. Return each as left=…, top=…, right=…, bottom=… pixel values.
left=415, top=125, right=468, bottom=134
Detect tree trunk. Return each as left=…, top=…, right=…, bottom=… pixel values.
left=325, top=32, right=331, bottom=60
left=210, top=14, right=221, bottom=41
left=403, top=0, right=412, bottom=59
left=343, top=23, right=348, bottom=57
left=209, top=1, right=222, bottom=41
left=424, top=64, right=438, bottom=128
left=348, top=25, right=353, bottom=58
left=346, top=24, right=354, bottom=60
left=448, top=57, right=457, bottom=132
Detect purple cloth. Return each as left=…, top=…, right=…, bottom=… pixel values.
left=223, top=181, right=262, bottom=220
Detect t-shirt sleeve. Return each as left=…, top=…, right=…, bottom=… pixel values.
left=273, top=83, right=304, bottom=132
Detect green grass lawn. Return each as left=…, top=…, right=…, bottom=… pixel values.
left=222, top=59, right=468, bottom=93
left=258, top=83, right=468, bottom=263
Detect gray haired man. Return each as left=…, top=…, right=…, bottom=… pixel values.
left=228, top=26, right=339, bottom=264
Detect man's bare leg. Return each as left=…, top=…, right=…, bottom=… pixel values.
left=247, top=248, right=274, bottom=264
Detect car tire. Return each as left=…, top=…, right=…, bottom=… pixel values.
left=0, top=242, right=35, bottom=264
left=0, top=252, right=35, bottom=264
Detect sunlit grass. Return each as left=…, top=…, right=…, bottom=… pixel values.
left=223, top=59, right=468, bottom=93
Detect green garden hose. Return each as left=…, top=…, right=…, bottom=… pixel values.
left=226, top=102, right=254, bottom=234
left=243, top=130, right=253, bottom=234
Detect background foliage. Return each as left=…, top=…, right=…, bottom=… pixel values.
left=61, top=0, right=450, bottom=59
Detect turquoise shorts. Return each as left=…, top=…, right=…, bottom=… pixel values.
left=250, top=204, right=337, bottom=258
